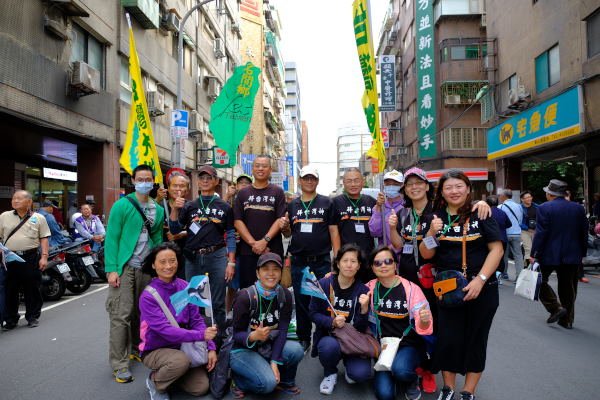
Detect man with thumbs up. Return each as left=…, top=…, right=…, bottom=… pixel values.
left=282, top=165, right=338, bottom=353
left=169, top=165, right=236, bottom=327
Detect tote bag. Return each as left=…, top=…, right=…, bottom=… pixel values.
left=514, top=262, right=542, bottom=301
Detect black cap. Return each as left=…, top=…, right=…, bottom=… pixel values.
left=198, top=165, right=217, bottom=177
left=256, top=252, right=283, bottom=269
left=40, top=200, right=54, bottom=207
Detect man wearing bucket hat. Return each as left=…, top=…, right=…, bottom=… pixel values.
left=368, top=169, right=405, bottom=253
left=531, top=179, right=588, bottom=329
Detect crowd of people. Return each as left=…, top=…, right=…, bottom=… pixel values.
left=0, top=157, right=592, bottom=400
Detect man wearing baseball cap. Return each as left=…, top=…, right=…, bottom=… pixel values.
left=368, top=169, right=405, bottom=253
left=169, top=164, right=236, bottom=328
left=282, top=164, right=338, bottom=352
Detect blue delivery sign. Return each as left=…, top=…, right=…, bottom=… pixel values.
left=487, top=86, right=584, bottom=160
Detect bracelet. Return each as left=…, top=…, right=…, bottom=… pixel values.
left=227, top=262, right=236, bottom=267
left=41, top=253, right=49, bottom=256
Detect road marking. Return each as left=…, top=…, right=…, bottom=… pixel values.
left=19, top=285, right=108, bottom=315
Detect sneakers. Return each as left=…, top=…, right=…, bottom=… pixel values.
left=146, top=375, right=170, bottom=400
left=319, top=373, right=337, bottom=395
left=113, top=367, right=134, bottom=383
left=579, top=277, right=590, bottom=283
left=495, top=271, right=503, bottom=285
left=27, top=319, right=39, bottom=328
left=437, top=386, right=456, bottom=400
left=344, top=370, right=356, bottom=384
left=405, top=380, right=422, bottom=400
left=129, top=350, right=142, bottom=362
left=421, top=369, right=437, bottom=393
left=459, top=391, right=475, bottom=400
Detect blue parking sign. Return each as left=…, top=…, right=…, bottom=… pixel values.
left=171, top=109, right=189, bottom=138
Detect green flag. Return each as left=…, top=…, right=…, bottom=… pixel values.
left=209, top=62, right=261, bottom=165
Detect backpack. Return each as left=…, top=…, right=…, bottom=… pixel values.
left=209, top=324, right=233, bottom=399
left=245, top=284, right=287, bottom=319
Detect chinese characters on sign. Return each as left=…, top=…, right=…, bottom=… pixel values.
left=415, top=0, right=437, bottom=158
left=380, top=55, right=396, bottom=112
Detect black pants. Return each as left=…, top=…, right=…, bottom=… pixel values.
left=5, top=253, right=43, bottom=324
left=238, top=254, right=261, bottom=290
left=540, top=264, right=578, bottom=325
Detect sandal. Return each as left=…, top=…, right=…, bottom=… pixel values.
left=276, top=384, right=302, bottom=395
left=232, top=386, right=245, bottom=399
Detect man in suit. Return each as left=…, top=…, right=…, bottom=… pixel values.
left=531, top=179, right=587, bottom=329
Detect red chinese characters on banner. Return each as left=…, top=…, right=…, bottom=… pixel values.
left=240, top=0, right=260, bottom=17
left=371, top=158, right=379, bottom=173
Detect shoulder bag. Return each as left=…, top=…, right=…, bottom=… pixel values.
left=144, top=286, right=208, bottom=367
left=432, top=218, right=470, bottom=308
left=126, top=197, right=153, bottom=230
left=3, top=213, right=32, bottom=246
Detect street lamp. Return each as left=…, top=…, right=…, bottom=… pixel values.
left=173, top=0, right=216, bottom=169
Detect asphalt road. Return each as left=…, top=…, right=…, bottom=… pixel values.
left=1, top=270, right=600, bottom=400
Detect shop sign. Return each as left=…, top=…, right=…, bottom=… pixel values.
left=416, top=0, right=437, bottom=158
left=487, top=86, right=583, bottom=160
left=240, top=154, right=256, bottom=175
left=212, top=147, right=231, bottom=168
left=380, top=55, right=396, bottom=112
left=381, top=128, right=389, bottom=149
left=43, top=167, right=77, bottom=182
left=270, top=172, right=284, bottom=188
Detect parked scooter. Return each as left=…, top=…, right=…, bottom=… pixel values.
left=63, top=239, right=99, bottom=294
left=42, top=247, right=74, bottom=301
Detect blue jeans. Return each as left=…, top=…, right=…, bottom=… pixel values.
left=374, top=345, right=421, bottom=400
left=0, top=265, right=5, bottom=324
left=291, top=255, right=331, bottom=341
left=318, top=336, right=372, bottom=381
left=185, top=247, right=227, bottom=327
left=230, top=340, right=304, bottom=393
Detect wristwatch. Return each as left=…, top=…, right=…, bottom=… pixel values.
left=263, top=235, right=271, bottom=243
left=478, top=273, right=488, bottom=282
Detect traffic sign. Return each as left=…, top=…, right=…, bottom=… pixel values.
left=381, top=128, right=389, bottom=149
left=170, top=109, right=189, bottom=139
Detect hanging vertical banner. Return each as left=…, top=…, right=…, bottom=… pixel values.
left=353, top=0, right=386, bottom=171
left=379, top=55, right=396, bottom=112
left=416, top=0, right=437, bottom=158
left=119, top=17, right=163, bottom=183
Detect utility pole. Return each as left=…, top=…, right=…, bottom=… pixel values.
left=173, top=0, right=216, bottom=168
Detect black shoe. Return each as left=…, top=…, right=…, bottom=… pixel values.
left=459, top=391, right=475, bottom=400
left=557, top=320, right=573, bottom=330
left=437, top=386, right=456, bottom=400
left=2, top=322, right=17, bottom=331
left=27, top=319, right=39, bottom=328
left=546, top=307, right=567, bottom=324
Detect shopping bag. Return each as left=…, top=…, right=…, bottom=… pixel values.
left=373, top=337, right=401, bottom=371
left=514, top=262, right=542, bottom=301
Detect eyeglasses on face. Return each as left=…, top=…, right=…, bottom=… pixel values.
left=373, top=258, right=395, bottom=267
left=404, top=181, right=427, bottom=188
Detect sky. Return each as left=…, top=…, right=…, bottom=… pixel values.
left=277, top=0, right=386, bottom=195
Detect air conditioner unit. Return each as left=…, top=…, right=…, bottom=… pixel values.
left=445, top=94, right=461, bottom=105
left=44, top=15, right=68, bottom=41
left=161, top=12, right=180, bottom=32
left=508, top=88, right=519, bottom=105
left=517, top=84, right=530, bottom=99
left=207, top=77, right=220, bottom=99
left=389, top=30, right=398, bottom=43
left=213, top=38, right=225, bottom=59
left=189, top=110, right=204, bottom=133
left=147, top=91, right=165, bottom=117
left=231, top=22, right=240, bottom=34
left=70, top=61, right=100, bottom=95
left=390, top=120, right=399, bottom=129
left=480, top=14, right=487, bottom=28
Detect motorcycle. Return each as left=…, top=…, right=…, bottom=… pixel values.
left=63, top=239, right=99, bottom=294
left=41, top=247, right=74, bottom=301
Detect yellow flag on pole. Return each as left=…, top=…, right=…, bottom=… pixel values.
left=353, top=0, right=386, bottom=170
left=119, top=20, right=163, bottom=183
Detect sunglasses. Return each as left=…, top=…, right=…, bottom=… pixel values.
left=373, top=258, right=395, bottom=267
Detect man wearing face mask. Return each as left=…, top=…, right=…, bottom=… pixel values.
left=104, top=164, right=165, bottom=384
left=368, top=170, right=405, bottom=252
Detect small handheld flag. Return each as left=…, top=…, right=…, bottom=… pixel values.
left=170, top=275, right=212, bottom=315
left=300, top=267, right=338, bottom=316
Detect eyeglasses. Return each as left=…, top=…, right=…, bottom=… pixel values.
left=301, top=176, right=318, bottom=182
left=373, top=258, right=395, bottom=267
left=198, top=175, right=215, bottom=182
left=134, top=178, right=153, bottom=183
left=404, top=181, right=427, bottom=188
left=344, top=179, right=362, bottom=184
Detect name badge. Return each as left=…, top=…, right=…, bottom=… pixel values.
left=402, top=244, right=414, bottom=254
left=189, top=222, right=201, bottom=235
left=423, top=236, right=438, bottom=249
left=300, top=223, right=313, bottom=233
left=355, top=223, right=365, bottom=233
left=368, top=312, right=377, bottom=325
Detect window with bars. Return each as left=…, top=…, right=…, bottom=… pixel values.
left=444, top=128, right=486, bottom=150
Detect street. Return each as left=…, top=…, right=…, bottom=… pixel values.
left=1, top=271, right=600, bottom=400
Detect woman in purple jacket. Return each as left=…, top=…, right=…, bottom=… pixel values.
left=139, top=242, right=217, bottom=400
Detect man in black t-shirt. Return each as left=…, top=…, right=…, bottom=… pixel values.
left=282, top=165, right=338, bottom=351
left=234, top=155, right=287, bottom=289
left=169, top=165, right=236, bottom=327
left=331, top=168, right=376, bottom=281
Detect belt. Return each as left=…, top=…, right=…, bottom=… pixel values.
left=195, top=243, right=225, bottom=255
left=293, top=253, right=329, bottom=263
left=13, top=248, right=38, bottom=256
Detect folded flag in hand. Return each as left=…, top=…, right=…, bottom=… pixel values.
left=300, top=267, right=327, bottom=301
left=170, top=275, right=212, bottom=315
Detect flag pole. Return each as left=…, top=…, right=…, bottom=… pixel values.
left=313, top=272, right=338, bottom=317
left=205, top=273, right=216, bottom=327
left=381, top=174, right=388, bottom=246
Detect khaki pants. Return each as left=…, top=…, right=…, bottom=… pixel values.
left=106, top=265, right=151, bottom=370
left=143, top=348, right=209, bottom=396
left=521, top=230, right=534, bottom=261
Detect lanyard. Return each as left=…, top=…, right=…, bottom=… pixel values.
left=344, top=194, right=362, bottom=217
left=83, top=217, right=95, bottom=233
left=198, top=196, right=216, bottom=215
left=374, top=279, right=398, bottom=311
left=410, top=209, right=420, bottom=237
left=300, top=196, right=316, bottom=218
left=258, top=295, right=274, bottom=324
left=440, top=209, right=460, bottom=236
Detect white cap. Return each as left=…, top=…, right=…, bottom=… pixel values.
left=383, top=169, right=404, bottom=184
left=300, top=165, right=319, bottom=179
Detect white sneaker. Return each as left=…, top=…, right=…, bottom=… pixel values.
left=344, top=370, right=356, bottom=384
left=319, top=373, right=337, bottom=395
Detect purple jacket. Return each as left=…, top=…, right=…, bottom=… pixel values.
left=368, top=198, right=405, bottom=251
left=139, top=277, right=216, bottom=355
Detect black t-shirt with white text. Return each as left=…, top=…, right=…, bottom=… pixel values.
left=373, top=282, right=420, bottom=347
left=287, top=194, right=335, bottom=256
left=177, top=196, right=233, bottom=252
left=332, top=194, right=377, bottom=254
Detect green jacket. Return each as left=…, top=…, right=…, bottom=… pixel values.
left=104, top=193, right=165, bottom=276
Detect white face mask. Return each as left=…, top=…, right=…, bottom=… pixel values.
left=134, top=182, right=154, bottom=195
left=383, top=185, right=401, bottom=198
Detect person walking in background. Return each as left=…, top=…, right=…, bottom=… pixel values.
left=531, top=179, right=588, bottom=330
left=104, top=164, right=165, bottom=383
left=520, top=190, right=538, bottom=266
left=498, top=189, right=523, bottom=281
left=486, top=195, right=512, bottom=284
left=564, top=190, right=590, bottom=283
left=368, top=170, right=404, bottom=252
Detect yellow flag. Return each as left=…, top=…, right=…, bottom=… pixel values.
left=353, top=0, right=386, bottom=170
left=119, top=25, right=163, bottom=183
